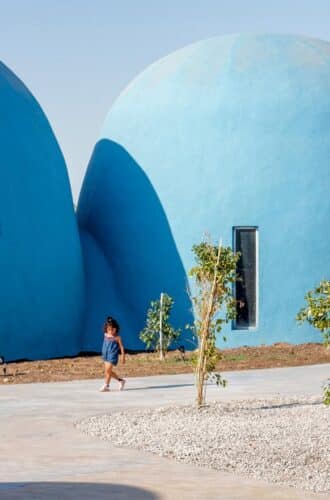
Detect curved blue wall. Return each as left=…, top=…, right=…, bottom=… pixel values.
left=80, top=34, right=330, bottom=348
left=0, top=62, right=85, bottom=361
left=78, top=140, right=193, bottom=351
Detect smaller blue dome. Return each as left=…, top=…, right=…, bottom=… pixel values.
left=0, top=62, right=85, bottom=361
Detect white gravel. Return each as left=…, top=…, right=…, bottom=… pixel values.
left=77, top=396, right=330, bottom=494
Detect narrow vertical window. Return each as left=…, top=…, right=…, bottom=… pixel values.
left=233, top=227, right=258, bottom=329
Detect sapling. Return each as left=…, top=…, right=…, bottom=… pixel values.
left=140, top=293, right=181, bottom=359
left=189, top=238, right=241, bottom=407
left=296, top=279, right=330, bottom=404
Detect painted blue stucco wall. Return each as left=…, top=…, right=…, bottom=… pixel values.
left=0, top=62, right=85, bottom=361
left=79, top=34, right=330, bottom=348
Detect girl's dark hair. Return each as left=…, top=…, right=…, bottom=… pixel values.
left=103, top=316, right=120, bottom=334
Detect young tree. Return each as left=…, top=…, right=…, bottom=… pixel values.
left=296, top=280, right=330, bottom=347
left=189, top=239, right=241, bottom=407
left=139, top=293, right=181, bottom=359
left=296, top=280, right=330, bottom=405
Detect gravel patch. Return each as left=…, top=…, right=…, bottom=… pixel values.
left=76, top=396, right=329, bottom=494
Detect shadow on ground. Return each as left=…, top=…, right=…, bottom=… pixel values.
left=125, top=383, right=193, bottom=391
left=0, top=482, right=159, bottom=499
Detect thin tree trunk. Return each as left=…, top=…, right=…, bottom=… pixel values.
left=196, top=240, right=222, bottom=407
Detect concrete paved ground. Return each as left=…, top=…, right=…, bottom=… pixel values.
left=0, top=364, right=329, bottom=499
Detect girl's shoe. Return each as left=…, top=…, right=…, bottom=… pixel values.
left=99, top=384, right=110, bottom=392
left=119, top=379, right=126, bottom=391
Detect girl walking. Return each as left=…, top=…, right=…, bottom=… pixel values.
left=100, top=316, right=126, bottom=392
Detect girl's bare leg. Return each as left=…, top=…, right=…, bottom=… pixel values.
left=111, top=367, right=125, bottom=390
left=104, top=362, right=113, bottom=386
left=105, top=363, right=121, bottom=384
left=101, top=362, right=125, bottom=392
left=110, top=368, right=120, bottom=381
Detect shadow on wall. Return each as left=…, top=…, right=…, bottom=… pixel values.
left=77, top=139, right=194, bottom=352
left=0, top=482, right=159, bottom=499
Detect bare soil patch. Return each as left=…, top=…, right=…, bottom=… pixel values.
left=0, top=343, right=329, bottom=385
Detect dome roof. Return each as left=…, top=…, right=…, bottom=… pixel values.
left=100, top=33, right=330, bottom=261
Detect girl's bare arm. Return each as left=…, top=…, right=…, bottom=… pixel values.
left=117, top=336, right=126, bottom=363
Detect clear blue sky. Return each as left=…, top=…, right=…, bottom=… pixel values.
left=1, top=0, right=329, bottom=200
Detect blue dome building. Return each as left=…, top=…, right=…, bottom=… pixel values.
left=78, top=34, right=330, bottom=349
left=0, top=62, right=85, bottom=361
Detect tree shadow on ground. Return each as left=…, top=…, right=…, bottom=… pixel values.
left=255, top=400, right=322, bottom=410
left=225, top=400, right=323, bottom=412
left=0, top=482, right=159, bottom=499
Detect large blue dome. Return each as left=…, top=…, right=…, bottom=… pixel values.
left=0, top=62, right=85, bottom=360
left=78, top=34, right=330, bottom=348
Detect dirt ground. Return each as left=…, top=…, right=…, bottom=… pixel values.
left=0, top=343, right=329, bottom=385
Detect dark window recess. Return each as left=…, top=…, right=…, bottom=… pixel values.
left=234, top=228, right=257, bottom=328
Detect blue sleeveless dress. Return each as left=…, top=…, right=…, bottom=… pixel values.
left=102, top=336, right=120, bottom=365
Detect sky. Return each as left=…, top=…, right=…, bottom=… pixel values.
left=1, top=0, right=330, bottom=200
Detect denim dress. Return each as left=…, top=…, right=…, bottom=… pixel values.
left=102, top=336, right=120, bottom=365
